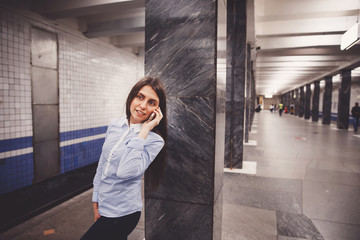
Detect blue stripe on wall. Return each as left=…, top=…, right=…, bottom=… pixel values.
left=318, top=111, right=353, bottom=124
left=0, top=137, right=33, bottom=153
left=0, top=126, right=108, bottom=154
left=60, top=126, right=107, bottom=142
left=0, top=126, right=108, bottom=194
left=0, top=153, right=34, bottom=194
left=60, top=138, right=105, bottom=173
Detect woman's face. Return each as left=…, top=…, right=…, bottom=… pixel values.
left=130, top=85, right=160, bottom=124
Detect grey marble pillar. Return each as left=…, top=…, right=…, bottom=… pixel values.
left=305, top=84, right=311, bottom=119
left=290, top=90, right=295, bottom=115
left=322, top=76, right=332, bottom=125
left=144, top=0, right=225, bottom=239
left=244, top=44, right=251, bottom=143
left=312, top=81, right=320, bottom=122
left=337, top=69, right=352, bottom=129
left=299, top=87, right=305, bottom=118
left=225, top=0, right=246, bottom=169
left=294, top=89, right=299, bottom=116
left=250, top=62, right=255, bottom=131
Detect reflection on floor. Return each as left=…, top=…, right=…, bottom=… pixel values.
left=1, top=111, right=360, bottom=240
left=223, top=111, right=360, bottom=240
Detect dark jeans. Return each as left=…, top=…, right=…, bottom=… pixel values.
left=80, top=211, right=141, bottom=240
left=353, top=117, right=359, bottom=132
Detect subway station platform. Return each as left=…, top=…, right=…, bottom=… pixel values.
left=1, top=111, right=360, bottom=240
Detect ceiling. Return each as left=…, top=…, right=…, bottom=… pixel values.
left=4, top=0, right=360, bottom=96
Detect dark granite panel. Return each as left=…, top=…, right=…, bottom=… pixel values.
left=295, top=89, right=299, bottom=116
left=337, top=69, right=352, bottom=129
left=277, top=211, right=324, bottom=240
left=322, top=76, right=332, bottom=125
left=225, top=0, right=246, bottom=169
left=226, top=65, right=246, bottom=102
left=244, top=44, right=251, bottom=143
left=145, top=0, right=216, bottom=97
left=299, top=87, right=305, bottom=118
left=250, top=70, right=256, bottom=132
left=145, top=198, right=212, bottom=240
left=145, top=97, right=215, bottom=204
left=226, top=0, right=247, bottom=70
left=305, top=84, right=311, bottom=119
left=224, top=101, right=244, bottom=168
left=312, top=81, right=320, bottom=122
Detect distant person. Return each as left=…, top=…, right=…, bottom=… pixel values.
left=351, top=102, right=360, bottom=132
left=274, top=104, right=277, bottom=112
left=255, top=104, right=262, bottom=112
left=80, top=77, right=167, bottom=240
left=278, top=103, right=284, bottom=116
left=290, top=105, right=294, bottom=115
left=270, top=104, right=274, bottom=113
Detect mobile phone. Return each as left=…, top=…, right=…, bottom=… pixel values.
left=148, top=112, right=156, bottom=121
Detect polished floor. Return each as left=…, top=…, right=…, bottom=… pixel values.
left=1, top=111, right=360, bottom=240
left=223, top=111, right=360, bottom=240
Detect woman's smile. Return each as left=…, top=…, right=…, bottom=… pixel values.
left=130, top=85, right=159, bottom=124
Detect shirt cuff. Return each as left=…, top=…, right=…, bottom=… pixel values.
left=92, top=191, right=98, bottom=202
left=127, top=137, right=146, bottom=150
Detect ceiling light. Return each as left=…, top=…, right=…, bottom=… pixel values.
left=340, top=23, right=360, bottom=50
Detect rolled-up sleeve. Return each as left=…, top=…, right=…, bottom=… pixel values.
left=116, top=134, right=164, bottom=180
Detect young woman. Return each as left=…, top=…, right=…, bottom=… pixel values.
left=80, top=76, right=167, bottom=240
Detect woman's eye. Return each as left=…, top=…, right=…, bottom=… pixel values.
left=149, top=101, right=156, bottom=106
left=137, top=95, right=143, bottom=99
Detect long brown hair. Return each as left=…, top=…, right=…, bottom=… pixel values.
left=125, top=76, right=167, bottom=190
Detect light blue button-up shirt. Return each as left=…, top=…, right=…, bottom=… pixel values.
left=92, top=118, right=164, bottom=217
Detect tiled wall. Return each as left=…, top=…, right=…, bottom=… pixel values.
left=0, top=8, right=144, bottom=194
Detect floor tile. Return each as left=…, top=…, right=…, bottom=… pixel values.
left=257, top=159, right=308, bottom=180
left=277, top=236, right=309, bottom=240
left=222, top=203, right=277, bottom=240
left=224, top=174, right=302, bottom=214
left=312, top=219, right=360, bottom=240
left=305, top=168, right=360, bottom=186
left=303, top=181, right=360, bottom=225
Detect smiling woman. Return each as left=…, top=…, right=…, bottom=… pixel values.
left=80, top=76, right=167, bottom=240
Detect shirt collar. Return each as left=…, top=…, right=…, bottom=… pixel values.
left=124, top=119, right=142, bottom=133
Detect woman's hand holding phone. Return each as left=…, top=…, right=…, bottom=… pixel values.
left=138, top=107, right=163, bottom=139
left=144, top=107, right=163, bottom=128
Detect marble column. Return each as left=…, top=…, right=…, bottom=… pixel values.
left=337, top=69, right=352, bottom=129
left=225, top=0, right=246, bottom=169
left=287, top=92, right=291, bottom=110
left=290, top=90, right=294, bottom=115
left=244, top=44, right=251, bottom=143
left=305, top=84, right=311, bottom=119
left=294, top=89, right=299, bottom=116
left=299, top=87, right=305, bottom=118
left=322, top=76, right=332, bottom=125
left=144, top=0, right=225, bottom=239
left=312, top=81, right=320, bottom=122
left=250, top=62, right=255, bottom=131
